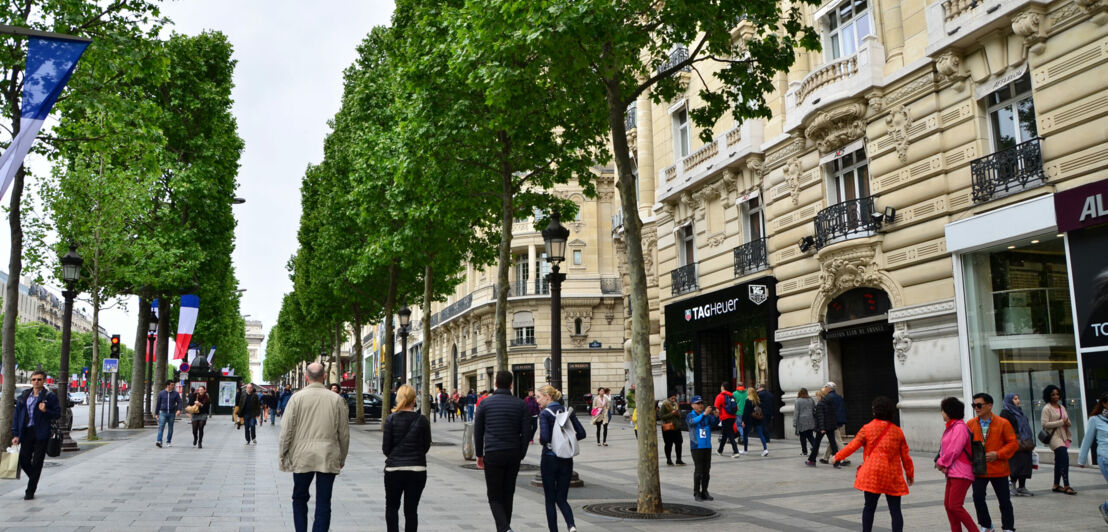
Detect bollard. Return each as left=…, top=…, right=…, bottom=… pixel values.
left=462, top=421, right=475, bottom=461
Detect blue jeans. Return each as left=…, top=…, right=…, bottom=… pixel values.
left=292, top=471, right=336, bottom=532
left=541, top=454, right=575, bottom=532
left=244, top=417, right=257, bottom=442
left=156, top=411, right=175, bottom=443
left=466, top=405, right=474, bottom=421
left=1098, top=458, right=1108, bottom=507
left=743, top=423, right=767, bottom=451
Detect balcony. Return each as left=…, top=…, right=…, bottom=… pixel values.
left=970, top=138, right=1046, bottom=205
left=783, top=36, right=884, bottom=134
left=671, top=263, right=698, bottom=296
left=814, top=196, right=880, bottom=249
left=600, top=276, right=622, bottom=295
left=430, top=293, right=472, bottom=327
left=657, top=46, right=691, bottom=75
left=509, top=279, right=550, bottom=297
left=624, top=103, right=637, bottom=131
left=733, top=238, right=769, bottom=277
left=510, top=337, right=536, bottom=347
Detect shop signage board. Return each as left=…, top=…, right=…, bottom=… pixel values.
left=1055, top=179, right=1108, bottom=232
left=1067, top=222, right=1108, bottom=349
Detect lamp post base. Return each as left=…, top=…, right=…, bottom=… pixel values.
left=60, top=408, right=80, bottom=452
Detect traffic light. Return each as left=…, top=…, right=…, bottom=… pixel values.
left=110, top=335, right=120, bottom=359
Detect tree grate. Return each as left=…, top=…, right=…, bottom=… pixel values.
left=581, top=502, right=718, bottom=521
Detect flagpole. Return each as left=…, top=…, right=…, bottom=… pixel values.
left=0, top=24, right=91, bottom=42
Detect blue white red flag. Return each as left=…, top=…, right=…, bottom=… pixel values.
left=173, top=294, right=199, bottom=360
left=207, top=346, right=216, bottom=364
left=0, top=37, right=89, bottom=198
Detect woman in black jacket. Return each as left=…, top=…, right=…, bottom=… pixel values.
left=188, top=386, right=211, bottom=448
left=806, top=389, right=842, bottom=468
left=382, top=384, right=431, bottom=532
left=537, top=384, right=586, bottom=532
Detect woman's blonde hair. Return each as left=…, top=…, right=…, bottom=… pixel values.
left=538, top=385, right=563, bottom=402
left=392, top=384, right=417, bottom=413
left=815, top=389, right=826, bottom=400
left=747, top=389, right=760, bottom=404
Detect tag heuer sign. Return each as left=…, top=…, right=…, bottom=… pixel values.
left=748, top=285, right=768, bottom=305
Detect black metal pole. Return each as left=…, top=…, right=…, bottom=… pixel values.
left=400, top=328, right=408, bottom=386
left=58, top=288, right=78, bottom=451
left=144, top=332, right=155, bottom=425
left=549, top=265, right=566, bottom=391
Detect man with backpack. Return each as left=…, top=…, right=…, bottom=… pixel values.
left=714, top=382, right=741, bottom=458
left=967, top=392, right=1018, bottom=532
left=687, top=396, right=720, bottom=501
left=537, top=384, right=586, bottom=532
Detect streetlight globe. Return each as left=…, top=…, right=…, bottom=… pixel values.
left=60, top=244, right=83, bottom=284
left=542, top=210, right=570, bottom=264
left=398, top=306, right=412, bottom=329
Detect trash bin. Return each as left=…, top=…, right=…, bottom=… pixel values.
left=462, top=421, right=475, bottom=461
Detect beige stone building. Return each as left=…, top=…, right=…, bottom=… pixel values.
left=613, top=0, right=1108, bottom=450
left=244, top=319, right=264, bottom=384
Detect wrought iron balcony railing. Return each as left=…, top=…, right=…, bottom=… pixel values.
left=814, top=196, right=879, bottom=249
left=671, top=263, right=698, bottom=296
left=625, top=103, right=637, bottom=130
left=971, top=137, right=1046, bottom=204
left=600, top=276, right=622, bottom=295
left=657, top=46, right=692, bottom=75
left=734, top=238, right=769, bottom=277
left=430, top=293, right=472, bottom=327
left=509, top=279, right=550, bottom=297
left=510, top=337, right=536, bottom=347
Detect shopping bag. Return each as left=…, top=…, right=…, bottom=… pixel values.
left=0, top=446, right=20, bottom=480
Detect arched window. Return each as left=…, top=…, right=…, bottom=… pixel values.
left=574, top=318, right=583, bottom=335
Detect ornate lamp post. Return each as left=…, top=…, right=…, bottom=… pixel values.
left=397, top=305, right=412, bottom=387
left=542, top=211, right=569, bottom=390
left=144, top=316, right=157, bottom=426
left=58, top=244, right=83, bottom=452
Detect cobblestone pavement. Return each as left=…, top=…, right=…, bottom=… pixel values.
left=2, top=413, right=1106, bottom=531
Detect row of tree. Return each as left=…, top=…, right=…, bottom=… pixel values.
left=0, top=1, right=250, bottom=444
left=264, top=0, right=818, bottom=512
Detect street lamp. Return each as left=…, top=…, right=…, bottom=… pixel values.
left=58, top=244, right=82, bottom=452
left=542, top=210, right=570, bottom=390
left=397, top=305, right=412, bottom=387
left=144, top=316, right=157, bottom=426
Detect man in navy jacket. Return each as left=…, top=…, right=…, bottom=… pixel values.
left=10, top=370, right=61, bottom=500
left=473, top=371, right=533, bottom=532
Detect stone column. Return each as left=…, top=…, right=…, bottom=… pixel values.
left=528, top=244, right=537, bottom=293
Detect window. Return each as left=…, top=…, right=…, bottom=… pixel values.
left=514, top=253, right=529, bottom=285
left=677, top=223, right=696, bottom=266
left=572, top=249, right=582, bottom=265
left=741, top=194, right=765, bottom=243
left=574, top=318, right=583, bottom=335
left=825, top=0, right=872, bottom=60
left=514, top=327, right=535, bottom=345
left=673, top=106, right=691, bottom=159
left=827, top=146, right=870, bottom=205
left=987, top=72, right=1037, bottom=152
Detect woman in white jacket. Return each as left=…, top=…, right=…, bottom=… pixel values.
left=591, top=387, right=610, bottom=446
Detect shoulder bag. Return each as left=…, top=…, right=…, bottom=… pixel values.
left=46, top=419, right=63, bottom=458
left=1037, top=426, right=1056, bottom=445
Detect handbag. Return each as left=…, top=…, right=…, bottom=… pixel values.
left=662, top=421, right=676, bottom=431
left=1018, top=437, right=1036, bottom=452
left=185, top=404, right=200, bottom=415
left=46, top=421, right=63, bottom=458
left=1, top=446, right=20, bottom=479
left=590, top=407, right=600, bottom=417
left=1037, top=427, right=1054, bottom=445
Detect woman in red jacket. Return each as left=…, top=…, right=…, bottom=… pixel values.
left=834, top=396, right=915, bottom=532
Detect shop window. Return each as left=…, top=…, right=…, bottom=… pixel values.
left=673, top=105, right=691, bottom=159
left=987, top=72, right=1037, bottom=152
left=962, top=233, right=1081, bottom=443
left=824, top=0, right=872, bottom=61
left=677, top=223, right=696, bottom=267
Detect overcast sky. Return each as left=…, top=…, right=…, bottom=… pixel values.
left=0, top=1, right=395, bottom=359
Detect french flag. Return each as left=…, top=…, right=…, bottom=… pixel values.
left=173, top=294, right=200, bottom=360
left=0, top=37, right=89, bottom=198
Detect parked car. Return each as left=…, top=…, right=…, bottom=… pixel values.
left=582, top=392, right=626, bottom=416
left=68, top=391, right=87, bottom=405
left=346, top=393, right=383, bottom=420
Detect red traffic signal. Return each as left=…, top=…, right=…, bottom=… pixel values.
left=110, top=334, right=121, bottom=358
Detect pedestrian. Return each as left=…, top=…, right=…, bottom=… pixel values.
left=999, top=393, right=1034, bottom=496
left=757, top=383, right=776, bottom=442
left=278, top=384, right=293, bottom=418
left=732, top=383, right=748, bottom=441
left=1041, top=384, right=1076, bottom=495
left=261, top=387, right=271, bottom=423
left=437, top=388, right=449, bottom=423
left=451, top=389, right=461, bottom=422
left=473, top=370, right=533, bottom=532
left=714, top=382, right=740, bottom=457
left=659, top=390, right=686, bottom=466
left=794, top=387, right=817, bottom=456
left=237, top=383, right=262, bottom=445
left=834, top=396, right=914, bottom=532
left=626, top=383, right=637, bottom=437
left=188, top=385, right=211, bottom=449
left=525, top=390, right=540, bottom=444
left=591, top=386, right=610, bottom=446
left=967, top=392, right=1018, bottom=532
left=155, top=379, right=181, bottom=448
left=1078, top=391, right=1108, bottom=524
left=686, top=395, right=719, bottom=501
left=935, top=396, right=980, bottom=532
left=382, top=384, right=431, bottom=532
left=741, top=387, right=769, bottom=456
left=806, top=388, right=843, bottom=468
left=279, top=362, right=350, bottom=532
left=822, top=382, right=848, bottom=465
left=9, top=369, right=60, bottom=500
left=268, top=390, right=279, bottom=426
left=466, top=389, right=477, bottom=421
left=537, top=384, right=586, bottom=532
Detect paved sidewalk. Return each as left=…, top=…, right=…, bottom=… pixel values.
left=2, top=414, right=1106, bottom=531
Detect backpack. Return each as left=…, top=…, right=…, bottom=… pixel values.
left=723, top=394, right=738, bottom=415
left=967, top=426, right=987, bottom=477
left=549, top=407, right=581, bottom=459
left=752, top=404, right=764, bottom=420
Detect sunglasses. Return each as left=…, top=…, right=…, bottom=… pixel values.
left=31, top=378, right=44, bottom=382
left=972, top=402, right=986, bottom=409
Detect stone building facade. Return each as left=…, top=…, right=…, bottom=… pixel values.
left=613, top=0, right=1108, bottom=450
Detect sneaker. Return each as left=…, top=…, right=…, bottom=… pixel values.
left=569, top=527, right=577, bottom=532
left=819, top=458, right=829, bottom=464
left=731, top=453, right=741, bottom=458
left=165, top=442, right=172, bottom=448
left=762, top=449, right=769, bottom=457
left=694, top=492, right=704, bottom=502
left=1099, top=503, right=1108, bottom=524
left=245, top=441, right=251, bottom=446
left=155, top=442, right=162, bottom=448
left=1018, top=487, right=1033, bottom=496
left=833, top=462, right=843, bottom=469
left=716, top=450, right=724, bottom=457
left=979, top=526, right=993, bottom=532
left=738, top=450, right=748, bottom=455
left=701, top=491, right=714, bottom=501
left=251, top=440, right=257, bottom=445
left=805, top=460, right=816, bottom=467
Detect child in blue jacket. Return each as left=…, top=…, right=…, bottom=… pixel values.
left=686, top=395, right=720, bottom=501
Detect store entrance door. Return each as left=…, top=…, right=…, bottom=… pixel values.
left=513, top=364, right=535, bottom=399
left=567, top=363, right=591, bottom=412
left=696, top=328, right=733, bottom=394
left=838, top=329, right=899, bottom=434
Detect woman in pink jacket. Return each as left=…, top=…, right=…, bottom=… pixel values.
left=935, top=396, right=977, bottom=532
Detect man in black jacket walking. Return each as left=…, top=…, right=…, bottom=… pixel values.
left=474, top=370, right=534, bottom=532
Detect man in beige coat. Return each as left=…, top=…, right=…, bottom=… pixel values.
left=279, top=362, right=349, bottom=532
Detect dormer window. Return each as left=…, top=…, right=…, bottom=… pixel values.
left=826, top=0, right=872, bottom=60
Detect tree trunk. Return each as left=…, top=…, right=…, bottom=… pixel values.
left=353, top=314, right=364, bottom=424
left=494, top=152, right=513, bottom=372
left=380, top=261, right=399, bottom=429
left=87, top=293, right=101, bottom=440
left=126, top=298, right=149, bottom=428
left=155, top=299, right=170, bottom=392
left=421, top=264, right=433, bottom=428
left=0, top=166, right=26, bottom=448
left=606, top=82, right=661, bottom=513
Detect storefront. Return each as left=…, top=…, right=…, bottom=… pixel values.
left=663, top=277, right=779, bottom=431
left=948, top=186, right=1108, bottom=445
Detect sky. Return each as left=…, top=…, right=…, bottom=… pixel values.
left=0, top=1, right=395, bottom=360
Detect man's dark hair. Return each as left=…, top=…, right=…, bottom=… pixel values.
left=30, top=369, right=47, bottom=380
left=941, top=396, right=964, bottom=420
left=871, top=396, right=896, bottom=421
left=720, top=381, right=731, bottom=392
left=494, top=370, right=513, bottom=389
left=972, top=392, right=993, bottom=405
left=165, top=379, right=175, bottom=387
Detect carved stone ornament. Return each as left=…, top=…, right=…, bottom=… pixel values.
left=804, top=101, right=868, bottom=154
left=604, top=300, right=616, bottom=325
left=865, top=90, right=884, bottom=115
left=1075, top=0, right=1108, bottom=23
left=808, top=338, right=824, bottom=372
left=1011, top=7, right=1047, bottom=56
left=818, top=245, right=883, bottom=297
left=746, top=157, right=765, bottom=184
left=707, top=232, right=726, bottom=247
left=885, top=105, right=912, bottom=163
left=784, top=158, right=803, bottom=205
left=893, top=323, right=912, bottom=365
left=596, top=174, right=616, bottom=202
left=642, top=232, right=658, bottom=285
left=565, top=310, right=593, bottom=347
